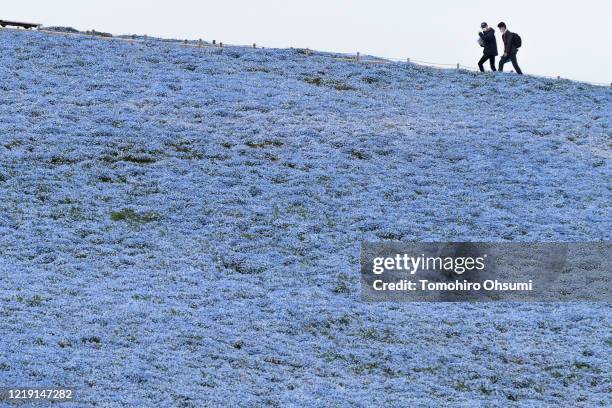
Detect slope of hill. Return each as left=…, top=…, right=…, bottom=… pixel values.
left=0, top=29, right=610, bottom=407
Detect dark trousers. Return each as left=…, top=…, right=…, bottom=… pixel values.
left=478, top=55, right=496, bottom=72
left=499, top=53, right=522, bottom=74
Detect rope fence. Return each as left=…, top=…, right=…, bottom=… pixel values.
left=348, top=54, right=610, bottom=87
left=3, top=25, right=610, bottom=87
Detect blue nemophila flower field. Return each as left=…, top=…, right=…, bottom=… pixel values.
left=0, top=28, right=610, bottom=407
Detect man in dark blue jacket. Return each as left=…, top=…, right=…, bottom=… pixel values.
left=477, top=22, right=498, bottom=72
left=497, top=22, right=523, bottom=74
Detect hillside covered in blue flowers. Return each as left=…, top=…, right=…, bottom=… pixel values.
left=0, top=28, right=610, bottom=407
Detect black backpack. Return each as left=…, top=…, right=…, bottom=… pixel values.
left=512, top=33, right=522, bottom=48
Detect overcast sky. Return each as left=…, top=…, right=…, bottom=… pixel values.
left=4, top=0, right=611, bottom=84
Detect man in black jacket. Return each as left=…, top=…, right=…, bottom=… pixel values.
left=497, top=22, right=523, bottom=74
left=477, top=22, right=498, bottom=72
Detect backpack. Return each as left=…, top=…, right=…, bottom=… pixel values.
left=512, top=33, right=522, bottom=48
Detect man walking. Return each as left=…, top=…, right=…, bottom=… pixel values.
left=497, top=22, right=523, bottom=74
left=477, top=22, right=498, bottom=72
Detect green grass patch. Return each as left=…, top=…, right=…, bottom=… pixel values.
left=110, top=208, right=161, bottom=224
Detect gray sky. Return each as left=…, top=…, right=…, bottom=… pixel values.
left=4, top=0, right=611, bottom=84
